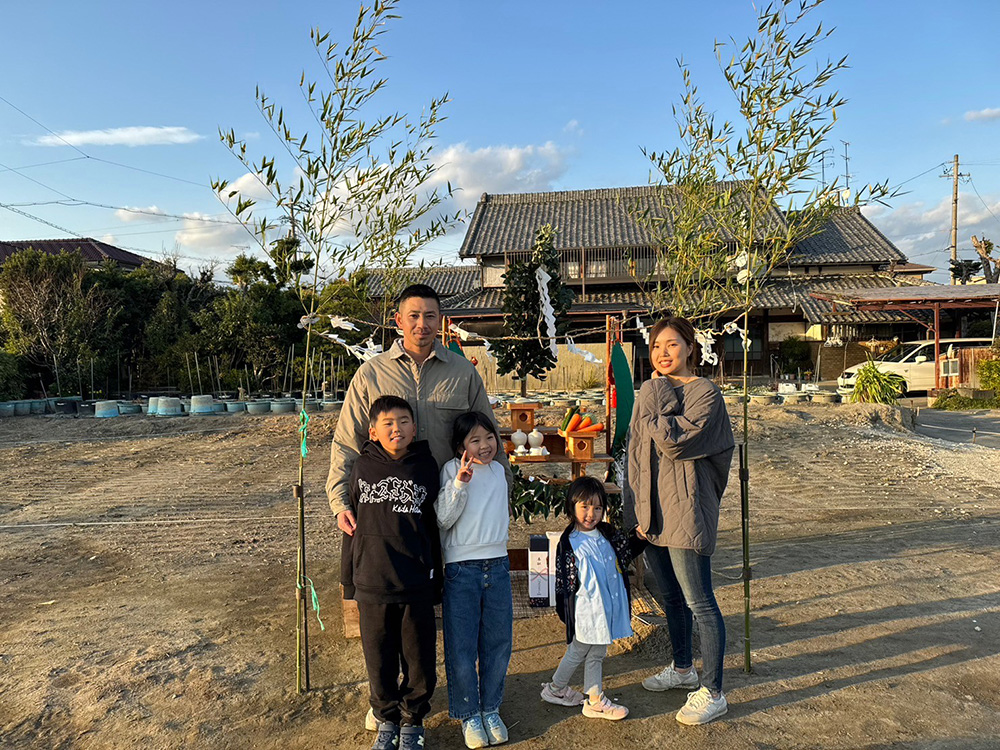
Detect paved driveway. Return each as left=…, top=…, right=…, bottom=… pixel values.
left=915, top=407, right=1000, bottom=448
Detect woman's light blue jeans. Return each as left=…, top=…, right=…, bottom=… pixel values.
left=644, top=545, right=726, bottom=694
left=442, top=556, right=514, bottom=720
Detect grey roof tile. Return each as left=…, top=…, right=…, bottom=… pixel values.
left=365, top=264, right=481, bottom=303
left=460, top=187, right=905, bottom=267
left=789, top=207, right=907, bottom=265
left=459, top=183, right=786, bottom=257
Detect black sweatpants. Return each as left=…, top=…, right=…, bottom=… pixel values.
left=357, top=600, right=437, bottom=725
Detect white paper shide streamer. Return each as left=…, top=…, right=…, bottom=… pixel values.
left=319, top=332, right=383, bottom=362
left=535, top=267, right=558, bottom=357
left=723, top=320, right=752, bottom=351
left=636, top=318, right=650, bottom=345
left=449, top=323, right=494, bottom=360
left=566, top=336, right=603, bottom=365
left=695, top=329, right=719, bottom=366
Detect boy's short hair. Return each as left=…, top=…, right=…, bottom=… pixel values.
left=397, top=283, right=441, bottom=311
left=368, top=395, right=414, bottom=425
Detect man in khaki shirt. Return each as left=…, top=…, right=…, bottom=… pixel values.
left=327, top=284, right=512, bottom=534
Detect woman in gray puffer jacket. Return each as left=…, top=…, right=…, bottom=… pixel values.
left=624, top=316, right=734, bottom=726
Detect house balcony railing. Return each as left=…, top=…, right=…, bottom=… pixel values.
left=493, top=248, right=671, bottom=286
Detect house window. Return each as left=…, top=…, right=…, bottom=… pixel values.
left=565, top=261, right=581, bottom=279
left=586, top=260, right=608, bottom=278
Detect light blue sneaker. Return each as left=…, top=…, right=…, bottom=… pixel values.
left=461, top=715, right=489, bottom=749
left=483, top=712, right=508, bottom=745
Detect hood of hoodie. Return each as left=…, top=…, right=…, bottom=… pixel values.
left=360, top=438, right=433, bottom=465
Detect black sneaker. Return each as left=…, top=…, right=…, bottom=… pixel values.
left=371, top=721, right=400, bottom=750
left=399, top=724, right=425, bottom=750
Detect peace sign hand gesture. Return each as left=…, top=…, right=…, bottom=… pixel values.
left=457, top=450, right=475, bottom=483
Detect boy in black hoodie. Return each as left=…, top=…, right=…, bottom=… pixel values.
left=342, top=395, right=442, bottom=750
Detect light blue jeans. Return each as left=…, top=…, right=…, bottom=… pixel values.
left=442, top=556, right=514, bottom=720
left=644, top=545, right=726, bottom=694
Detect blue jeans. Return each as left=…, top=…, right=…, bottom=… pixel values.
left=442, top=556, right=513, bottom=719
left=644, top=545, right=726, bottom=694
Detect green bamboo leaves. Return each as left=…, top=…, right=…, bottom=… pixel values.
left=635, top=0, right=896, bottom=323
left=211, top=0, right=460, bottom=310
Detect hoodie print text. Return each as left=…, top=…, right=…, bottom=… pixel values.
left=357, top=476, right=428, bottom=514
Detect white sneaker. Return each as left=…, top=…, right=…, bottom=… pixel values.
left=676, top=686, right=728, bottom=725
left=365, top=707, right=378, bottom=731
left=642, top=662, right=699, bottom=692
left=540, top=682, right=585, bottom=706
left=581, top=693, right=629, bottom=721
left=482, top=711, right=508, bottom=744
left=461, top=715, right=489, bottom=749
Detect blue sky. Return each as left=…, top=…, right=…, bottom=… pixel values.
left=1, top=0, right=999, bottom=284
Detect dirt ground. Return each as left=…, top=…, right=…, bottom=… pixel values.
left=2, top=402, right=1000, bottom=749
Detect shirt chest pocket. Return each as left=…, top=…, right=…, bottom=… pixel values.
left=428, top=380, right=470, bottom=419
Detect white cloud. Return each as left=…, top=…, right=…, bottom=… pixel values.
left=174, top=212, right=249, bottom=252
left=964, top=108, right=1000, bottom=122
left=34, top=126, right=203, bottom=147
left=865, top=192, right=1000, bottom=270
left=428, top=141, right=569, bottom=213
left=563, top=119, right=584, bottom=136
left=100, top=234, right=117, bottom=245
left=216, top=171, right=275, bottom=204
left=114, top=205, right=171, bottom=223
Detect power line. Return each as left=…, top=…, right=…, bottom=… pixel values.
left=0, top=203, right=87, bottom=239
left=0, top=158, right=75, bottom=201
left=0, top=156, right=89, bottom=174
left=0, top=94, right=212, bottom=190
left=967, top=177, right=1000, bottom=234
left=896, top=161, right=949, bottom=189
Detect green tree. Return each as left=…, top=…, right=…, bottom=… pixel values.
left=492, top=225, right=575, bottom=398
left=0, top=249, right=111, bottom=394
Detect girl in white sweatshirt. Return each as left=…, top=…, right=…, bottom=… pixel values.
left=436, top=411, right=512, bottom=749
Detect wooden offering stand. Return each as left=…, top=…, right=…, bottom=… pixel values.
left=557, top=429, right=597, bottom=461
left=508, top=401, right=541, bottom=432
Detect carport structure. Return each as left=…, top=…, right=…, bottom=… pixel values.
left=811, top=284, right=1000, bottom=388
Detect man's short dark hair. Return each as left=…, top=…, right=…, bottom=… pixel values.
left=397, top=284, right=440, bottom=311
left=368, top=395, right=414, bottom=425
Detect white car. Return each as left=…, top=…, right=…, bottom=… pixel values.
left=837, top=338, right=993, bottom=394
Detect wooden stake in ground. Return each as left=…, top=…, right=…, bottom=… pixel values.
left=185, top=354, right=195, bottom=396
left=195, top=353, right=204, bottom=394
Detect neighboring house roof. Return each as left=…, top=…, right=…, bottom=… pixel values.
left=0, top=238, right=152, bottom=269
left=448, top=274, right=934, bottom=324
left=365, top=264, right=481, bottom=305
left=459, top=183, right=786, bottom=258
left=809, top=282, right=1000, bottom=307
left=761, top=274, right=935, bottom=324
left=788, top=207, right=907, bottom=266
left=460, top=187, right=907, bottom=269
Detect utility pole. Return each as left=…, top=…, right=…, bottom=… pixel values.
left=950, top=154, right=959, bottom=285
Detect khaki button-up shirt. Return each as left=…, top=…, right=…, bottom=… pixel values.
left=326, top=339, right=512, bottom=516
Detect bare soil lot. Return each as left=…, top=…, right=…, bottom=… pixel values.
left=2, top=404, right=999, bottom=749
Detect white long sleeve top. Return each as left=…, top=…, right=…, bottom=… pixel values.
left=435, top=458, right=509, bottom=564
